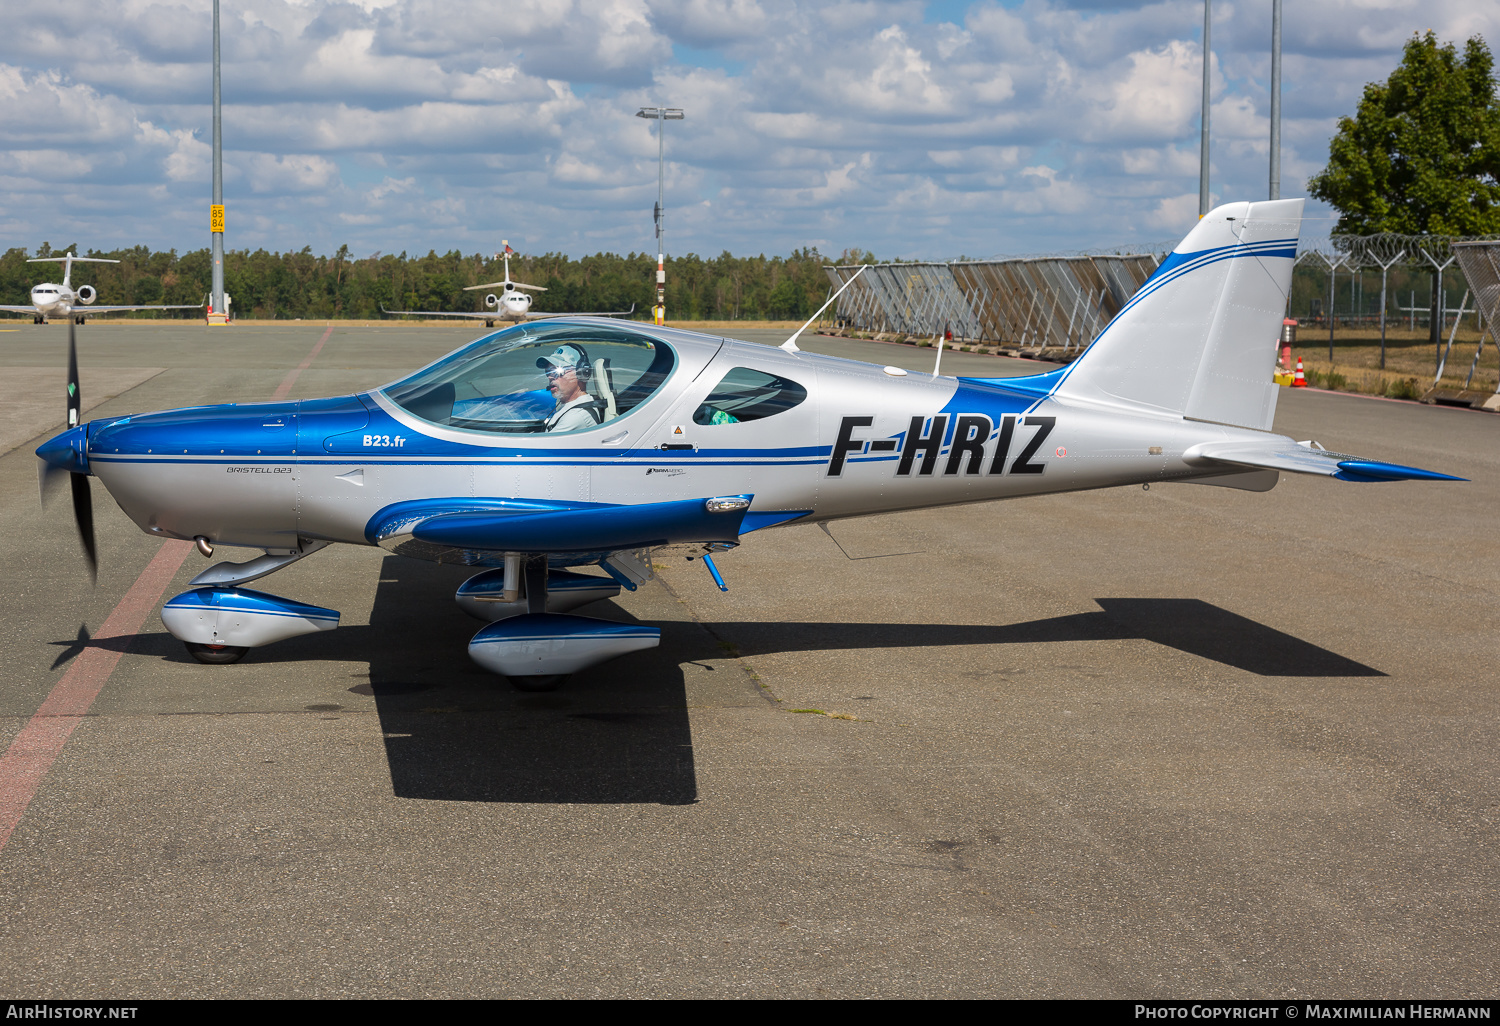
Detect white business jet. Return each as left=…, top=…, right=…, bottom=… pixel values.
left=382, top=241, right=634, bottom=326
left=0, top=253, right=204, bottom=324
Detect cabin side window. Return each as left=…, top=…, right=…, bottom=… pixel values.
left=693, top=367, right=808, bottom=426
left=382, top=325, right=676, bottom=434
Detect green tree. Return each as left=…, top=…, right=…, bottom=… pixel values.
left=767, top=276, right=809, bottom=320
left=1308, top=32, right=1500, bottom=235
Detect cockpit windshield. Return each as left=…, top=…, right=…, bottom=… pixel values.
left=381, top=323, right=676, bottom=434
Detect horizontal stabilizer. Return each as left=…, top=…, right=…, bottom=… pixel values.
left=1184, top=440, right=1465, bottom=482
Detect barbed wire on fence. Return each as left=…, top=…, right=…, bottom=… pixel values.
left=959, top=240, right=1179, bottom=262
left=1318, top=233, right=1500, bottom=268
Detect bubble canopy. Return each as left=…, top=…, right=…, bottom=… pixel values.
left=380, top=323, right=677, bottom=434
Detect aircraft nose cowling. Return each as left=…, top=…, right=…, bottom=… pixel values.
left=37, top=424, right=90, bottom=475
left=86, top=401, right=304, bottom=550
left=89, top=401, right=302, bottom=456
left=295, top=394, right=371, bottom=451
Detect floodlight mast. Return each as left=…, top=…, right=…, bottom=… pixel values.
left=1199, top=0, right=1212, bottom=217
left=636, top=106, right=684, bottom=324
left=1269, top=0, right=1282, bottom=201
left=209, top=0, right=226, bottom=325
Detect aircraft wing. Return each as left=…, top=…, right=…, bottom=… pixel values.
left=368, top=495, right=755, bottom=561
left=381, top=306, right=496, bottom=320
left=81, top=305, right=204, bottom=315
left=0, top=306, right=37, bottom=313
left=1184, top=439, right=1465, bottom=482
left=524, top=304, right=635, bottom=320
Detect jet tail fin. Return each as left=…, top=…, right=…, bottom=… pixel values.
left=1054, top=199, right=1304, bottom=431
left=26, top=253, right=120, bottom=288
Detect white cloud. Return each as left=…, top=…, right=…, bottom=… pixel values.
left=1098, top=40, right=1209, bottom=141
left=649, top=0, right=769, bottom=48
left=244, top=153, right=341, bottom=193
left=136, top=121, right=210, bottom=181
left=1121, top=144, right=1198, bottom=177
left=0, top=0, right=1495, bottom=259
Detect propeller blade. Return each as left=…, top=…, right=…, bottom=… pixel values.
left=70, top=472, right=97, bottom=581
left=67, top=318, right=81, bottom=428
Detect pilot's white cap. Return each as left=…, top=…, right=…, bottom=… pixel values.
left=536, top=346, right=584, bottom=372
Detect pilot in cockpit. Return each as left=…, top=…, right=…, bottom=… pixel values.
left=537, top=345, right=607, bottom=431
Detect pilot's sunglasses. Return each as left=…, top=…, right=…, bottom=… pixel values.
left=545, top=367, right=573, bottom=379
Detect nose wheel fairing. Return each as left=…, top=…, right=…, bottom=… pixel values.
left=161, top=587, right=339, bottom=650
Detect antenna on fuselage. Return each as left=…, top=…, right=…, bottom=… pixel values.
left=781, top=263, right=869, bottom=353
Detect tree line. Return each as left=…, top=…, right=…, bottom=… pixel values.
left=0, top=242, right=853, bottom=322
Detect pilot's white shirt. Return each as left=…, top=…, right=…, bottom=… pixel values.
left=546, top=394, right=599, bottom=432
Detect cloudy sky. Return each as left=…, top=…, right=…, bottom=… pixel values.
left=1, top=0, right=1496, bottom=261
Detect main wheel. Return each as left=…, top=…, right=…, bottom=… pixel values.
left=509, top=674, right=567, bottom=692
left=185, top=642, right=249, bottom=664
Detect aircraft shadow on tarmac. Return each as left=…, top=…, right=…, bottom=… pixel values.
left=340, top=556, right=700, bottom=807
left=696, top=599, right=1385, bottom=679
left=92, top=570, right=1379, bottom=807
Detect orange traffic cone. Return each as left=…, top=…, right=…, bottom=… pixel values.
left=1292, top=357, right=1307, bottom=387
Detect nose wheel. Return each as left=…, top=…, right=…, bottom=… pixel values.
left=184, top=641, right=249, bottom=664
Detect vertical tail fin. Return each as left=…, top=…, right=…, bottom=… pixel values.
left=1055, top=199, right=1303, bottom=431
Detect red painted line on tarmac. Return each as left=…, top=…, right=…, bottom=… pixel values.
left=0, top=540, right=193, bottom=855
left=272, top=323, right=334, bottom=400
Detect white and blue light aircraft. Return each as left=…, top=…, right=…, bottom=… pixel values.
left=36, top=200, right=1463, bottom=690
left=1, top=253, right=203, bottom=324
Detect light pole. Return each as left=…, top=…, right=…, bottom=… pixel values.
left=635, top=106, right=684, bottom=324
left=1199, top=0, right=1212, bottom=216
left=1269, top=0, right=1281, bottom=200
left=208, top=0, right=227, bottom=325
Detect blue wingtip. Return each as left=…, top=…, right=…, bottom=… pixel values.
left=1335, top=460, right=1467, bottom=483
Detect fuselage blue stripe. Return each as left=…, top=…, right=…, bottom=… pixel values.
left=91, top=456, right=830, bottom=468
left=162, top=603, right=337, bottom=620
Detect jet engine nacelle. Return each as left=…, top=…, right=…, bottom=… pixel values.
left=76, top=285, right=96, bottom=304
left=485, top=293, right=499, bottom=309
